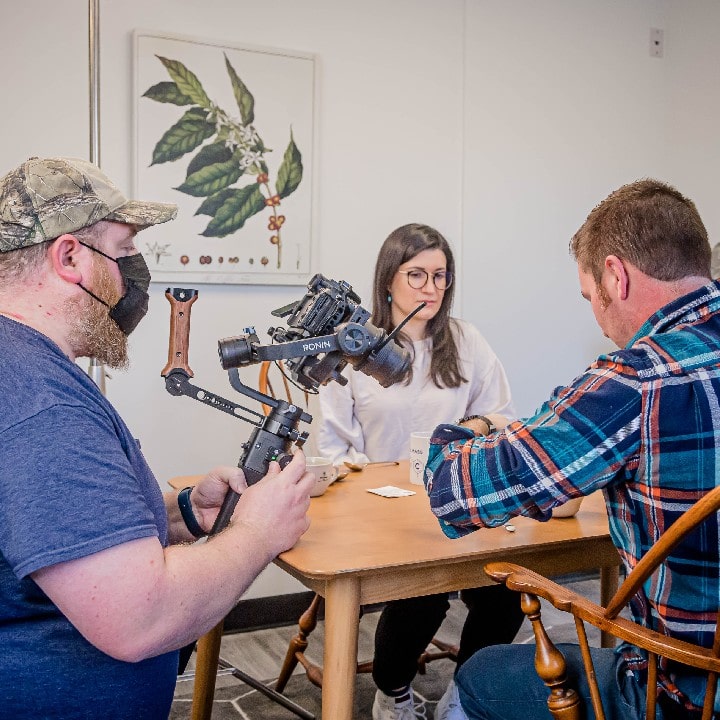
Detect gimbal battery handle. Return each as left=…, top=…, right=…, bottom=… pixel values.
left=210, top=401, right=308, bottom=534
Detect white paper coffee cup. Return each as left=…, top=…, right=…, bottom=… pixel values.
left=306, top=456, right=338, bottom=497
left=409, top=431, right=432, bottom=485
left=551, top=497, right=583, bottom=518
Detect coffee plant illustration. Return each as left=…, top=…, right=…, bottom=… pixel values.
left=142, top=54, right=303, bottom=269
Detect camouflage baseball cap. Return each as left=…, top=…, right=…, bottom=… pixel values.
left=0, top=156, right=177, bottom=253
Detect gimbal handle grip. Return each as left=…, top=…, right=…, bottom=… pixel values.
left=210, top=489, right=240, bottom=535
left=210, top=453, right=293, bottom=535
left=161, top=288, right=198, bottom=377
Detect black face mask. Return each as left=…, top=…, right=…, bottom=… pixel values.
left=77, top=242, right=151, bottom=335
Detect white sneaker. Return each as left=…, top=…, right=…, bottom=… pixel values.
left=435, top=679, right=469, bottom=720
left=372, top=687, right=426, bottom=720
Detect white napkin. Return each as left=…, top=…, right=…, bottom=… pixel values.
left=367, top=486, right=416, bottom=498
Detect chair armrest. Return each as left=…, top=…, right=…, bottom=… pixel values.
left=485, top=561, right=720, bottom=674
left=485, top=561, right=580, bottom=612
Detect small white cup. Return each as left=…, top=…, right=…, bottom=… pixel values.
left=552, top=497, right=583, bottom=518
left=306, top=456, right=338, bottom=497
left=409, top=431, right=433, bottom=485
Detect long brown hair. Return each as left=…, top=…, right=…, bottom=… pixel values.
left=371, top=223, right=466, bottom=388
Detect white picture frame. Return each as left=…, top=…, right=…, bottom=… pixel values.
left=134, top=31, right=316, bottom=285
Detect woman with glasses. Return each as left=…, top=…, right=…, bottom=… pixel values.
left=318, top=223, right=524, bottom=720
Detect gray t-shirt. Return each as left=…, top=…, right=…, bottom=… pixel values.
left=0, top=316, right=177, bottom=718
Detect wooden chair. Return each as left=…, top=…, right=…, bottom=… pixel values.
left=274, top=594, right=460, bottom=692
left=261, top=359, right=459, bottom=692
left=485, top=484, right=720, bottom=720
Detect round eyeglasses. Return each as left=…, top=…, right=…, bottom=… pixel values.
left=397, top=269, right=453, bottom=290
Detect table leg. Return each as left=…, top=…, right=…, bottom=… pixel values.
left=191, top=620, right=224, bottom=720
left=322, top=577, right=361, bottom=720
left=599, top=564, right=620, bottom=648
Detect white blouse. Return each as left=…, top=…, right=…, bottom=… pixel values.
left=317, top=319, right=514, bottom=465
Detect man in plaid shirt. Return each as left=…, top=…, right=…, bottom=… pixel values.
left=427, top=179, right=720, bottom=720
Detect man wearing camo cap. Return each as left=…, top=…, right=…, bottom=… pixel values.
left=0, top=157, right=314, bottom=718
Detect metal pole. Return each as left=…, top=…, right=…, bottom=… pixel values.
left=88, top=0, right=100, bottom=167
left=87, top=0, right=106, bottom=395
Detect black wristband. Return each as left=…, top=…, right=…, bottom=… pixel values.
left=177, top=486, right=207, bottom=538
left=457, top=414, right=496, bottom=433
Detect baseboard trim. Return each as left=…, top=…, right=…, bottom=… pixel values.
left=223, top=570, right=604, bottom=635
left=222, top=592, right=393, bottom=635
left=223, top=590, right=319, bottom=634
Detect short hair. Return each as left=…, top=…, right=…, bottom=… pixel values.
left=0, top=241, right=52, bottom=285
left=0, top=221, right=106, bottom=286
left=71, top=221, right=107, bottom=248
left=570, top=179, right=711, bottom=283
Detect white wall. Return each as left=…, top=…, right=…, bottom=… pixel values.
left=1, top=0, right=718, bottom=597
left=663, top=0, right=720, bottom=243
left=462, top=0, right=670, bottom=415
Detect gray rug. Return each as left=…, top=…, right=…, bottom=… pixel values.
left=171, top=660, right=453, bottom=719
left=170, top=577, right=602, bottom=719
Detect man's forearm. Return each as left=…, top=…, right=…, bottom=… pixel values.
left=138, top=526, right=277, bottom=658
left=33, top=527, right=277, bottom=663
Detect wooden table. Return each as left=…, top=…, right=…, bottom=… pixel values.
left=278, top=462, right=619, bottom=719
left=171, top=461, right=620, bottom=720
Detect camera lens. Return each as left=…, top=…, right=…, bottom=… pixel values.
left=343, top=322, right=411, bottom=387
left=217, top=336, right=254, bottom=369
left=359, top=339, right=411, bottom=387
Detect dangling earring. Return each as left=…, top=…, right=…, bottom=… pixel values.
left=387, top=293, right=392, bottom=304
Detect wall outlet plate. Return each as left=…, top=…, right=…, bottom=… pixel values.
left=650, top=28, right=664, bottom=58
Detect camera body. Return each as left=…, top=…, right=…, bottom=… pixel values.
left=274, top=274, right=364, bottom=340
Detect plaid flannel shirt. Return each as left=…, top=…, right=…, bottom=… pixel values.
left=426, top=281, right=720, bottom=707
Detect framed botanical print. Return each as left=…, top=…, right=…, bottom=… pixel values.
left=134, top=31, right=315, bottom=285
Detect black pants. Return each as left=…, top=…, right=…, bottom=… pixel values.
left=178, top=642, right=195, bottom=674
left=372, top=583, right=525, bottom=694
